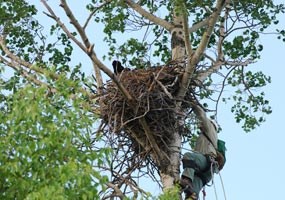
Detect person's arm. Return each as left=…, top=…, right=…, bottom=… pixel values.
left=191, top=103, right=212, bottom=134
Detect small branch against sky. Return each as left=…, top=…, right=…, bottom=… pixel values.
left=41, top=0, right=134, bottom=101
left=124, top=0, right=174, bottom=31
left=83, top=0, right=112, bottom=30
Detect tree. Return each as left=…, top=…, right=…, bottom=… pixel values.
left=0, top=0, right=284, bottom=199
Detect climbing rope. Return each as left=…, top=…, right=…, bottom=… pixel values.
left=204, top=159, right=227, bottom=200
left=209, top=156, right=219, bottom=200
left=218, top=171, right=227, bottom=200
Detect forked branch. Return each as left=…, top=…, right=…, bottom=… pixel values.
left=177, top=0, right=226, bottom=100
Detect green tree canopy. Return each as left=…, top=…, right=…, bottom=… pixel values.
left=0, top=0, right=284, bottom=199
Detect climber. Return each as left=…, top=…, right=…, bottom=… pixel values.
left=180, top=103, right=226, bottom=200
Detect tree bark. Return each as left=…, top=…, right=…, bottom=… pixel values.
left=160, top=0, right=226, bottom=192
left=160, top=4, right=185, bottom=191
left=171, top=10, right=185, bottom=61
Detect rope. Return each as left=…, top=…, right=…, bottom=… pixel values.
left=202, top=187, right=206, bottom=200
left=207, top=158, right=227, bottom=200
left=218, top=171, right=227, bottom=200
left=209, top=157, right=218, bottom=200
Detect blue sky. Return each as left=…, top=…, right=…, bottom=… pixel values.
left=215, top=27, right=285, bottom=200
left=28, top=1, right=285, bottom=199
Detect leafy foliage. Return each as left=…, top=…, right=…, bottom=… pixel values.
left=0, top=0, right=285, bottom=198
left=0, top=79, right=110, bottom=199
left=225, top=68, right=272, bottom=132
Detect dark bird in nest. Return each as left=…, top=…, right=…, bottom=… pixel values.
left=112, top=60, right=125, bottom=75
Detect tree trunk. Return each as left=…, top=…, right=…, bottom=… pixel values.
left=171, top=10, right=186, bottom=61
left=160, top=132, right=182, bottom=189
left=160, top=9, right=185, bottom=190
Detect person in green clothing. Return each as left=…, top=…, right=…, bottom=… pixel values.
left=180, top=103, right=226, bottom=200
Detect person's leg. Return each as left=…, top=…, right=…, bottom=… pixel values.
left=191, top=175, right=203, bottom=196
left=181, top=152, right=210, bottom=199
left=182, top=152, right=209, bottom=180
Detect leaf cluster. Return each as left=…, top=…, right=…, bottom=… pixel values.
left=0, top=78, right=110, bottom=199
left=225, top=68, right=272, bottom=132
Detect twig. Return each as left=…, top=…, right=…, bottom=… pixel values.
left=41, top=0, right=133, bottom=101
left=83, top=0, right=112, bottom=30
left=120, top=97, right=150, bottom=127
left=124, top=0, right=174, bottom=31
left=155, top=78, right=173, bottom=99
left=105, top=182, right=126, bottom=200
left=148, top=67, right=164, bottom=92
left=138, top=117, right=170, bottom=165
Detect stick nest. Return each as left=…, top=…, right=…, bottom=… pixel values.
left=101, top=65, right=194, bottom=159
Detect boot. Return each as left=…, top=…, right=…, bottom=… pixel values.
left=180, top=176, right=197, bottom=200
left=185, top=193, right=197, bottom=200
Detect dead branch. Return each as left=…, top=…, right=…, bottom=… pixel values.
left=59, top=0, right=103, bottom=95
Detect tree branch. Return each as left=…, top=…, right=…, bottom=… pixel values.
left=0, top=35, right=61, bottom=81
left=83, top=0, right=112, bottom=30
left=59, top=0, right=104, bottom=94
left=41, top=0, right=133, bottom=101
left=104, top=182, right=126, bottom=200
left=189, top=18, right=210, bottom=33
left=124, top=0, right=174, bottom=31
left=182, top=6, right=193, bottom=57
left=138, top=117, right=169, bottom=164
left=196, top=0, right=230, bottom=83
left=176, top=0, right=226, bottom=99
left=0, top=55, right=47, bottom=87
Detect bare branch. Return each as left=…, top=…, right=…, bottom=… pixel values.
left=83, top=0, right=112, bottom=30
left=138, top=117, right=165, bottom=163
left=104, top=182, right=126, bottom=200
left=189, top=18, right=210, bottom=33
left=217, top=0, right=230, bottom=61
left=182, top=6, right=193, bottom=57
left=196, top=60, right=224, bottom=83
left=59, top=0, right=105, bottom=94
left=195, top=0, right=230, bottom=83
left=124, top=0, right=174, bottom=31
left=41, top=1, right=86, bottom=52
left=155, top=78, right=173, bottom=99
left=41, top=0, right=133, bottom=101
left=215, top=66, right=236, bottom=119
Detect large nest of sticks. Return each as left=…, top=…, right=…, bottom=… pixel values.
left=101, top=65, right=195, bottom=162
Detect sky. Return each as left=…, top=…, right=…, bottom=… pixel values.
left=216, top=28, right=285, bottom=200
left=26, top=1, right=285, bottom=200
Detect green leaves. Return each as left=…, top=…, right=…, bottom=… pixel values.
left=223, top=32, right=263, bottom=60
left=0, top=81, right=110, bottom=199
left=226, top=68, right=272, bottom=132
